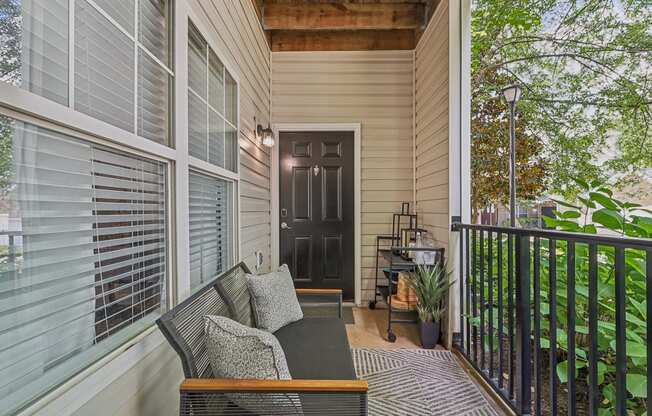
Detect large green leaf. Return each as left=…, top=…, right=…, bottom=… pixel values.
left=589, top=192, right=619, bottom=210
left=556, top=360, right=568, bottom=383
left=551, top=198, right=581, bottom=210
left=574, top=177, right=590, bottom=190
left=622, top=202, right=642, bottom=209
left=557, top=220, right=581, bottom=231
left=597, top=361, right=607, bottom=385
left=575, top=325, right=589, bottom=334
left=592, top=209, right=624, bottom=230
left=624, top=223, right=648, bottom=238
left=626, top=312, right=647, bottom=329
left=608, top=339, right=646, bottom=358
left=556, top=360, right=586, bottom=383
left=542, top=216, right=560, bottom=228
left=632, top=216, right=652, bottom=235
left=582, top=224, right=598, bottom=234
left=631, top=299, right=646, bottom=320
left=602, top=383, right=616, bottom=405
left=626, top=374, right=647, bottom=398
left=560, top=210, right=581, bottom=219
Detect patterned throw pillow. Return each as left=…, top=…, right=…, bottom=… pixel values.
left=247, top=264, right=304, bottom=333
left=204, top=315, right=291, bottom=380
left=203, top=315, right=301, bottom=414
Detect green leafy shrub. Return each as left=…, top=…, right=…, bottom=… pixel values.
left=469, top=177, right=650, bottom=414
left=541, top=178, right=650, bottom=415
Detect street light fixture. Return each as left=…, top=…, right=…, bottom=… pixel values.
left=501, top=84, right=522, bottom=227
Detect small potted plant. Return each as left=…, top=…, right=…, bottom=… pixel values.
left=407, top=263, right=454, bottom=348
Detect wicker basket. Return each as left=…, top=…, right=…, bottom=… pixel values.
left=389, top=295, right=418, bottom=311
left=397, top=272, right=418, bottom=303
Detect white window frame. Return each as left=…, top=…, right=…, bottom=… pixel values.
left=181, top=12, right=242, bottom=299
left=0, top=0, right=239, bottom=414
left=74, top=0, right=175, bottom=143
left=188, top=166, right=239, bottom=292
left=0, top=101, right=177, bottom=416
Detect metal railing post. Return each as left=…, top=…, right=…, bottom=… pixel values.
left=515, top=234, right=532, bottom=415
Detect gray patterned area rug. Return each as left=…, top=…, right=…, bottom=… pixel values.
left=352, top=349, right=500, bottom=416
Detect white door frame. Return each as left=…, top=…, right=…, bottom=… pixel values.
left=271, top=123, right=362, bottom=306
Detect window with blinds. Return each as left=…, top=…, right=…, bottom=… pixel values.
left=189, top=171, right=233, bottom=290
left=75, top=0, right=172, bottom=145
left=187, top=23, right=238, bottom=173
left=0, top=0, right=69, bottom=105
left=0, top=115, right=167, bottom=415
left=0, top=0, right=172, bottom=145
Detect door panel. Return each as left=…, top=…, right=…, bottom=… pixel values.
left=292, top=166, right=312, bottom=221
left=293, top=236, right=313, bottom=281
left=322, top=235, right=342, bottom=279
left=321, top=166, right=342, bottom=221
left=279, top=131, right=354, bottom=300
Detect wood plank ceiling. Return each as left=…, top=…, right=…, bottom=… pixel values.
left=251, top=0, right=441, bottom=51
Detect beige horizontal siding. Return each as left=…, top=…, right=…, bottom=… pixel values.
left=415, top=2, right=449, bottom=250
left=70, top=342, right=182, bottom=416
left=272, top=50, right=415, bottom=302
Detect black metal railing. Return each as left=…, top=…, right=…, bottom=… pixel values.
left=452, top=223, right=652, bottom=416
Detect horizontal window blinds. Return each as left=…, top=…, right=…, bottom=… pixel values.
left=1, top=0, right=172, bottom=145
left=0, top=0, right=69, bottom=105
left=138, top=49, right=169, bottom=144
left=139, top=0, right=169, bottom=67
left=137, top=0, right=170, bottom=143
left=187, top=22, right=238, bottom=173
left=0, top=116, right=167, bottom=415
left=189, top=171, right=232, bottom=290
left=75, top=0, right=135, bottom=133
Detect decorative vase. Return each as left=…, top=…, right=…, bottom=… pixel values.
left=419, top=321, right=440, bottom=349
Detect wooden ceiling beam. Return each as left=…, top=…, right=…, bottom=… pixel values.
left=270, top=29, right=415, bottom=51
left=263, top=3, right=426, bottom=30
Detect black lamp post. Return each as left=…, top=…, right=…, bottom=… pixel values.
left=502, top=84, right=522, bottom=227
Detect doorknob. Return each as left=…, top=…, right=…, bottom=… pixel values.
left=281, top=222, right=292, bottom=230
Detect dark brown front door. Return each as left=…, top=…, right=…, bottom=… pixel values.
left=279, top=131, right=354, bottom=300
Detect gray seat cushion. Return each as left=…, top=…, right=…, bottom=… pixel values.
left=274, top=318, right=356, bottom=380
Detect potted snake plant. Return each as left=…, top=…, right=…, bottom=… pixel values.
left=407, top=263, right=454, bottom=348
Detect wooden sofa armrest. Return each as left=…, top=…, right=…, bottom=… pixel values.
left=181, top=378, right=368, bottom=393
left=180, top=378, right=368, bottom=415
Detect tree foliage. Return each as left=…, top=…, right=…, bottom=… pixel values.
left=472, top=0, right=652, bottom=203
left=472, top=69, right=549, bottom=215
left=0, top=0, right=22, bottom=85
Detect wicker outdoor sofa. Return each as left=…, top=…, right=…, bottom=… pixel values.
left=157, top=262, right=368, bottom=415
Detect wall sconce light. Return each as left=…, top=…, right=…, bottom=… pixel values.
left=257, top=123, right=275, bottom=147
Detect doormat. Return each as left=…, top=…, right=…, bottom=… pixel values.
left=352, top=348, right=500, bottom=416
left=303, top=306, right=355, bottom=324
